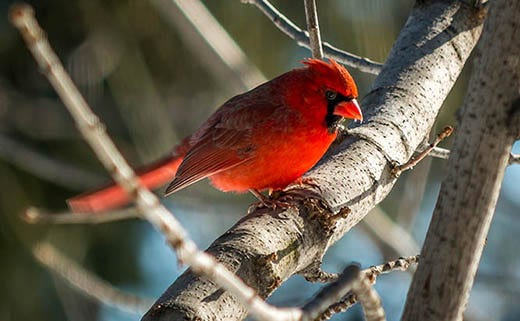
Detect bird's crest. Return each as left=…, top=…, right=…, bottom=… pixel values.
left=303, top=58, right=358, bottom=98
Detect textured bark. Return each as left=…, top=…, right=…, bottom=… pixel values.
left=401, top=1, right=520, bottom=320
left=142, top=1, right=484, bottom=320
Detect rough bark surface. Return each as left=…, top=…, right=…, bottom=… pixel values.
left=402, top=0, right=520, bottom=320
left=142, top=1, right=484, bottom=320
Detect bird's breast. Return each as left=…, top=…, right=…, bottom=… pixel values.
left=208, top=121, right=336, bottom=192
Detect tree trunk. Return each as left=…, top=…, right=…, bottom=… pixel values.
left=142, top=1, right=485, bottom=320
left=401, top=0, right=520, bottom=320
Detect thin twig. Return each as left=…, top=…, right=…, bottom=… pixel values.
left=302, top=264, right=340, bottom=283
left=23, top=206, right=140, bottom=224
left=392, top=126, right=454, bottom=177
left=243, top=0, right=383, bottom=75
left=301, top=265, right=360, bottom=321
left=33, top=242, right=153, bottom=314
left=22, top=194, right=242, bottom=225
left=304, top=256, right=418, bottom=321
left=0, top=133, right=104, bottom=190
left=421, top=145, right=520, bottom=166
left=303, top=0, right=323, bottom=59
left=353, top=273, right=386, bottom=321
left=302, top=263, right=388, bottom=321
left=420, top=145, right=450, bottom=159
left=315, top=256, right=419, bottom=321
left=364, top=255, right=419, bottom=282
left=9, top=5, right=301, bottom=321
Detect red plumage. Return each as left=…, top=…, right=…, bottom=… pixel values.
left=67, top=59, right=362, bottom=213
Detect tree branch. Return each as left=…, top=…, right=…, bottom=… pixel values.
left=392, top=126, right=453, bottom=177
left=9, top=5, right=301, bottom=321
left=23, top=207, right=140, bottom=224
left=510, top=153, right=520, bottom=165
left=418, top=143, right=520, bottom=165
left=141, top=1, right=484, bottom=320
left=314, top=256, right=419, bottom=321
left=302, top=264, right=387, bottom=321
left=243, top=0, right=383, bottom=74
left=303, top=0, right=323, bottom=59
left=402, top=0, right=520, bottom=320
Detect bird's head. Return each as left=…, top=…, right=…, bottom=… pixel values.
left=302, top=58, right=362, bottom=131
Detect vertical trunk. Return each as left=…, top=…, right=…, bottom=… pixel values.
left=402, top=1, right=520, bottom=320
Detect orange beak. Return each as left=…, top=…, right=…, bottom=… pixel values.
left=333, top=99, right=363, bottom=121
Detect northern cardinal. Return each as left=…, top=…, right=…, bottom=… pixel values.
left=68, top=58, right=362, bottom=213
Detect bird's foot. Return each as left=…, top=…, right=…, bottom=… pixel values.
left=248, top=189, right=294, bottom=211
left=289, top=177, right=322, bottom=191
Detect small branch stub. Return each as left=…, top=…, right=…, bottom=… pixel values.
left=392, top=126, right=454, bottom=177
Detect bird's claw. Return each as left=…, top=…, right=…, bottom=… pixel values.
left=248, top=189, right=296, bottom=213
left=289, top=177, right=322, bottom=192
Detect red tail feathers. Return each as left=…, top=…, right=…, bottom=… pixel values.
left=67, top=156, right=183, bottom=213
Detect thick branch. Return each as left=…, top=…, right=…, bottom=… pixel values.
left=142, top=1, right=484, bottom=320
left=9, top=5, right=300, bottom=321
left=402, top=0, right=520, bottom=320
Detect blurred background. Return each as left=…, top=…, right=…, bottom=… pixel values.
left=0, top=0, right=518, bottom=320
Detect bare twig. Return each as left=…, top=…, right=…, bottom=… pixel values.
left=418, top=143, right=520, bottom=166
left=392, top=126, right=453, bottom=177
left=353, top=273, right=386, bottom=321
left=302, top=266, right=340, bottom=283
left=420, top=145, right=450, bottom=159
left=151, top=0, right=266, bottom=92
left=302, top=264, right=388, bottom=321
left=316, top=256, right=419, bottom=321
left=9, top=5, right=301, bottom=321
left=23, top=206, right=140, bottom=224
left=0, top=133, right=104, bottom=190
left=301, top=265, right=360, bottom=321
left=33, top=242, right=153, bottom=314
left=306, top=256, right=418, bottom=321
left=22, top=193, right=242, bottom=225
left=303, top=0, right=323, bottom=59
left=243, top=0, right=383, bottom=74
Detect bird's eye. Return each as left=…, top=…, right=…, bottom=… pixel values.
left=325, top=90, right=337, bottom=101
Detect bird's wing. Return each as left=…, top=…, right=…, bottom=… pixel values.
left=164, top=93, right=284, bottom=196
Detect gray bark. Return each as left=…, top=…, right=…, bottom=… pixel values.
left=401, top=0, right=520, bottom=320
left=142, top=1, right=485, bottom=320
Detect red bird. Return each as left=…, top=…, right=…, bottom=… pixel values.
left=68, top=59, right=362, bottom=213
